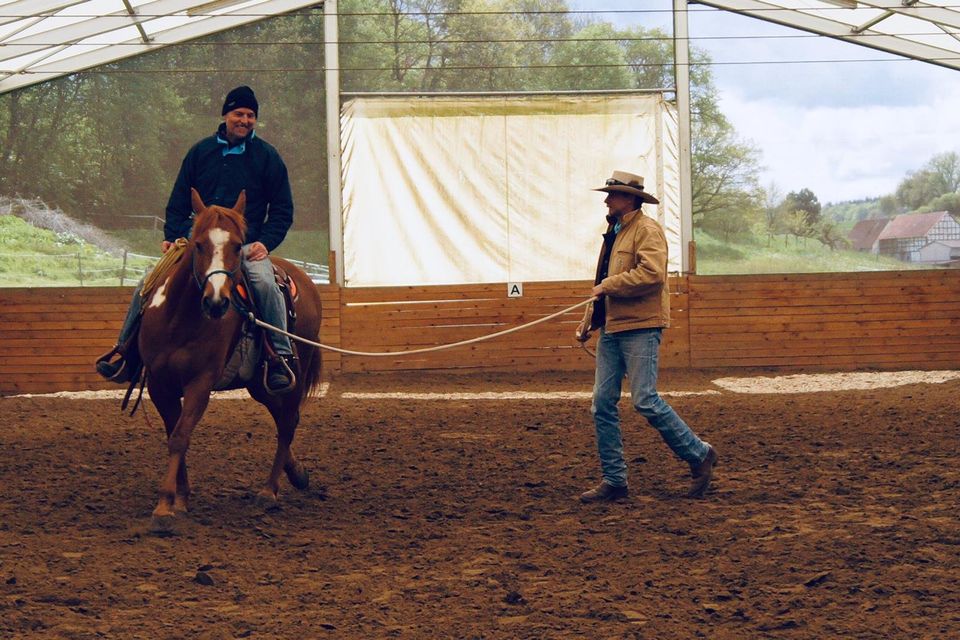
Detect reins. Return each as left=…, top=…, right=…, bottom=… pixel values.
left=248, top=296, right=598, bottom=357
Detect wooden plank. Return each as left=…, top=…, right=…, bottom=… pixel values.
left=689, top=315, right=960, bottom=333
left=690, top=290, right=960, bottom=309
left=691, top=341, right=960, bottom=359
left=691, top=350, right=960, bottom=369
left=688, top=301, right=960, bottom=320
left=688, top=270, right=953, bottom=288
left=690, top=309, right=960, bottom=328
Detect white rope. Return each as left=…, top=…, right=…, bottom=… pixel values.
left=250, top=296, right=597, bottom=357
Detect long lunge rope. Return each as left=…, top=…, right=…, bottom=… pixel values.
left=249, top=296, right=597, bottom=357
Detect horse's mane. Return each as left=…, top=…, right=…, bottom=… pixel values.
left=191, top=205, right=247, bottom=241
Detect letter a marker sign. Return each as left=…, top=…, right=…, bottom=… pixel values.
left=507, top=282, right=523, bottom=298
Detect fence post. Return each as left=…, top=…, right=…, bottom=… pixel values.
left=77, top=252, right=84, bottom=286
left=121, top=250, right=128, bottom=285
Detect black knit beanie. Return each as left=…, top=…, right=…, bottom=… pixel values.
left=222, top=86, right=258, bottom=117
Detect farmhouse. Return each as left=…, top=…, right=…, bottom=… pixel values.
left=876, top=211, right=960, bottom=263
left=848, top=217, right=891, bottom=253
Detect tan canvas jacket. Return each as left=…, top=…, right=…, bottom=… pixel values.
left=584, top=208, right=670, bottom=334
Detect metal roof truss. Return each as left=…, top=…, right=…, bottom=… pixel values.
left=693, top=0, right=960, bottom=71
left=0, top=0, right=323, bottom=93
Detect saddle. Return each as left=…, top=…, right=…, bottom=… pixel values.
left=215, top=265, right=300, bottom=392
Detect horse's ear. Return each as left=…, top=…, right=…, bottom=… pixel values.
left=190, top=188, right=206, bottom=214
left=233, top=190, right=246, bottom=215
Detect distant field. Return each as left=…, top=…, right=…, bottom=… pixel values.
left=693, top=231, right=931, bottom=275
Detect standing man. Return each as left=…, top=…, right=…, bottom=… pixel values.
left=96, top=85, right=297, bottom=394
left=576, top=170, right=717, bottom=502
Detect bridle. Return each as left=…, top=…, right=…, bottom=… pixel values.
left=191, top=238, right=242, bottom=293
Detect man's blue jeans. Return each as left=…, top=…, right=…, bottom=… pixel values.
left=116, top=244, right=292, bottom=356
left=591, top=327, right=709, bottom=487
left=241, top=244, right=292, bottom=357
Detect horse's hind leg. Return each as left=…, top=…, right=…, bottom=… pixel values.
left=257, top=398, right=308, bottom=506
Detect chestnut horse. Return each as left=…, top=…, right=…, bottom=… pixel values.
left=139, top=189, right=322, bottom=533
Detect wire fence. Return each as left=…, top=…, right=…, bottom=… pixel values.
left=0, top=251, right=330, bottom=286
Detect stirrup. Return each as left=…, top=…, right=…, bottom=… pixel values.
left=263, top=354, right=298, bottom=396
left=95, top=345, right=132, bottom=383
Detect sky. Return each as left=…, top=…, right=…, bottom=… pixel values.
left=570, top=1, right=960, bottom=205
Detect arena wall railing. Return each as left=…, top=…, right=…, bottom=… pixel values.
left=2, top=269, right=959, bottom=395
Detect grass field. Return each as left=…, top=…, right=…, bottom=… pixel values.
left=694, top=231, right=931, bottom=275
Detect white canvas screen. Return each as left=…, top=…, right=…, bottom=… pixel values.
left=341, top=94, right=680, bottom=287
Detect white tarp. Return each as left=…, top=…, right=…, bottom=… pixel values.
left=341, top=94, right=680, bottom=287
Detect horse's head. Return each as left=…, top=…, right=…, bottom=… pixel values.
left=189, top=188, right=247, bottom=319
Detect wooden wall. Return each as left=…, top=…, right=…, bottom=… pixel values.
left=2, top=269, right=958, bottom=395
left=687, top=270, right=960, bottom=370
left=337, top=279, right=689, bottom=373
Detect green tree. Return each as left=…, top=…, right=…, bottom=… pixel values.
left=919, top=191, right=960, bottom=216
left=780, top=188, right=821, bottom=228
left=815, top=219, right=848, bottom=251
left=895, top=152, right=960, bottom=211
left=691, top=111, right=764, bottom=238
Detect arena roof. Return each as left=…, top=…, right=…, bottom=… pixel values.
left=696, top=0, right=960, bottom=72
left=2, top=1, right=960, bottom=95
left=0, top=0, right=323, bottom=94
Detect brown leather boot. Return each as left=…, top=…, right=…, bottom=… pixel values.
left=579, top=481, right=628, bottom=503
left=687, top=444, right=718, bottom=498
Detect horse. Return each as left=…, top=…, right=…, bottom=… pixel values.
left=138, top=188, right=322, bottom=533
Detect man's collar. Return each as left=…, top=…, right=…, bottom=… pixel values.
left=606, top=208, right=641, bottom=227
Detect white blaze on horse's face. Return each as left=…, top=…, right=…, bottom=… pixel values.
left=205, top=227, right=233, bottom=303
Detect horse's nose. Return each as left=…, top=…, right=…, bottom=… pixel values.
left=202, top=296, right=230, bottom=319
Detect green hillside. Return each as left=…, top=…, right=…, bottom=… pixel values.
left=0, top=215, right=155, bottom=287
left=693, top=231, right=930, bottom=275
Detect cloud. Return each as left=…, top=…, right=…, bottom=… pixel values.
left=720, top=83, right=960, bottom=203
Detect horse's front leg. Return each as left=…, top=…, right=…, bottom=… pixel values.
left=150, top=383, right=212, bottom=532
left=148, top=385, right=191, bottom=514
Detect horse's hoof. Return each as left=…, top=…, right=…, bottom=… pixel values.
left=285, top=465, right=310, bottom=491
left=254, top=492, right=281, bottom=512
left=148, top=514, right=177, bottom=536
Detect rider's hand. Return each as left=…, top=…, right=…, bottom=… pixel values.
left=246, top=241, right=269, bottom=261
left=161, top=240, right=173, bottom=254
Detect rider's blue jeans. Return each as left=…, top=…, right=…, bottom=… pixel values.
left=591, top=327, right=709, bottom=488
left=116, top=244, right=292, bottom=356
left=241, top=244, right=292, bottom=356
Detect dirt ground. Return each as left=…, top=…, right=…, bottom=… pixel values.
left=1, top=368, right=958, bottom=639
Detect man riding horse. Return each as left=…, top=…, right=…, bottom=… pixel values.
left=97, top=85, right=297, bottom=394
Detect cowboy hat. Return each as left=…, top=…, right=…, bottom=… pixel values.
left=592, top=170, right=659, bottom=204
